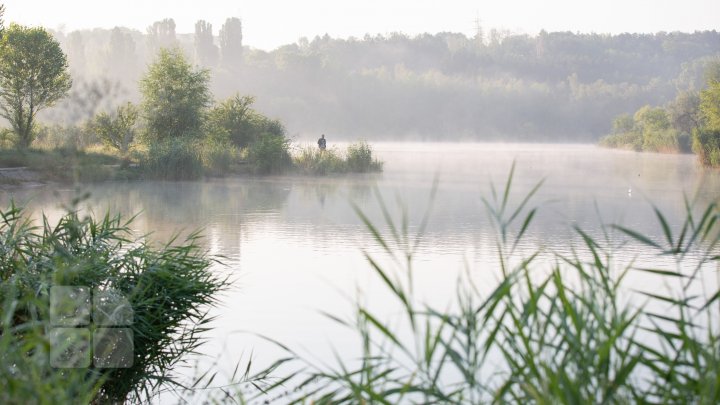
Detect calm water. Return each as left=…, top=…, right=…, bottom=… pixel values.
left=2, top=143, right=719, bottom=395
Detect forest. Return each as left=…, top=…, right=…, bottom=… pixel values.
left=45, top=19, right=720, bottom=141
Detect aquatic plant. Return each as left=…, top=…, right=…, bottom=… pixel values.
left=0, top=200, right=227, bottom=403
left=237, top=164, right=720, bottom=404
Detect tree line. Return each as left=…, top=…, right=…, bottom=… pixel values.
left=600, top=62, right=720, bottom=167
left=44, top=22, right=720, bottom=141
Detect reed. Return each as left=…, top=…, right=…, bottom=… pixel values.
left=242, top=164, right=720, bottom=404
left=0, top=199, right=227, bottom=403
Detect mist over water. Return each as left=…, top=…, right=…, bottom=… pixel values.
left=2, top=142, right=718, bottom=385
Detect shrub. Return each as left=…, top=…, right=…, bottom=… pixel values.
left=201, top=139, right=238, bottom=176
left=293, top=146, right=346, bottom=175
left=346, top=141, right=382, bottom=172
left=246, top=133, right=291, bottom=174
left=0, top=203, right=226, bottom=403
left=598, top=130, right=643, bottom=150
left=692, top=128, right=720, bottom=167
left=143, top=138, right=203, bottom=180
left=642, top=127, right=681, bottom=153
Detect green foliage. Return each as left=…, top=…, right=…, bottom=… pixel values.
left=143, top=138, right=203, bottom=180
left=0, top=202, right=226, bottom=403
left=345, top=141, right=383, bottom=173
left=251, top=168, right=720, bottom=404
left=205, top=94, right=257, bottom=148
left=140, top=48, right=211, bottom=143
left=692, top=128, right=720, bottom=167
left=292, top=141, right=384, bottom=175
left=0, top=24, right=71, bottom=148
left=598, top=130, right=643, bottom=151
left=200, top=138, right=238, bottom=176
left=700, top=80, right=720, bottom=132
left=293, top=146, right=346, bottom=175
left=91, top=102, right=138, bottom=155
left=246, top=133, right=291, bottom=174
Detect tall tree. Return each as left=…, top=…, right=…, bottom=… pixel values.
left=219, top=17, right=243, bottom=68
left=0, top=24, right=71, bottom=148
left=147, top=18, right=176, bottom=54
left=140, top=48, right=211, bottom=142
left=194, top=20, right=218, bottom=67
left=106, top=27, right=136, bottom=79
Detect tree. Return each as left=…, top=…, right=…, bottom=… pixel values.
left=205, top=94, right=256, bottom=147
left=700, top=79, right=720, bottom=131
left=140, top=48, right=211, bottom=143
left=0, top=24, right=71, bottom=148
left=194, top=20, right=218, bottom=67
left=219, top=17, right=243, bottom=68
left=92, top=102, right=138, bottom=157
left=147, top=18, right=176, bottom=54
left=668, top=91, right=701, bottom=136
left=106, top=27, right=137, bottom=79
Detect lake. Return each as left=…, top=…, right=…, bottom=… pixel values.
left=2, top=142, right=719, bottom=399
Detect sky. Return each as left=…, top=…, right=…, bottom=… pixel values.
left=3, top=0, right=719, bottom=50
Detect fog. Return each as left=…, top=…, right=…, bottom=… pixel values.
left=40, top=19, right=720, bottom=142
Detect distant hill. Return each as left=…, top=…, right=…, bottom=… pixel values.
left=46, top=25, right=720, bottom=141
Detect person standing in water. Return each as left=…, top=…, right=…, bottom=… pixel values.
left=318, top=134, right=327, bottom=151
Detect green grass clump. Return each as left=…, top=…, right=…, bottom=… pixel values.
left=0, top=201, right=227, bottom=403
left=143, top=138, right=204, bottom=180
left=346, top=141, right=383, bottom=173
left=292, top=141, right=383, bottom=175
left=236, top=165, right=720, bottom=404
left=0, top=147, right=126, bottom=183
left=293, top=146, right=347, bottom=175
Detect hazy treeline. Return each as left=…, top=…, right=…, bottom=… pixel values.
left=45, top=20, right=720, bottom=141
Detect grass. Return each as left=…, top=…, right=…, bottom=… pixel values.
left=214, top=164, right=720, bottom=404
left=0, top=198, right=228, bottom=403
left=0, top=147, right=132, bottom=183
left=293, top=141, right=384, bottom=175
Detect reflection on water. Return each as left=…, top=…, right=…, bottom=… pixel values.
left=2, top=143, right=719, bottom=390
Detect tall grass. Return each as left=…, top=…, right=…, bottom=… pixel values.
left=143, top=138, right=204, bottom=180
left=0, top=200, right=227, bottom=403
left=242, top=164, right=719, bottom=404
left=292, top=141, right=383, bottom=175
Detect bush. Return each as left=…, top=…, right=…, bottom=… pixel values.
left=201, top=139, right=238, bottom=176
left=143, top=138, right=203, bottom=180
left=292, top=141, right=384, bottom=175
left=642, top=127, right=681, bottom=153
left=293, top=146, right=346, bottom=175
left=346, top=141, right=383, bottom=172
left=246, top=133, right=291, bottom=174
left=0, top=203, right=226, bottom=403
left=692, top=128, right=720, bottom=167
left=598, top=130, right=643, bottom=150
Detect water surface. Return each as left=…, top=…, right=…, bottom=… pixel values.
left=2, top=143, right=718, bottom=394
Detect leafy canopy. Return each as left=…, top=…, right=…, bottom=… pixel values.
left=140, top=47, right=211, bottom=143
left=0, top=24, right=71, bottom=148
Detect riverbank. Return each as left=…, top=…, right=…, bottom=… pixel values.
left=0, top=141, right=384, bottom=188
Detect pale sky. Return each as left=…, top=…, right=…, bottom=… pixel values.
left=4, top=0, right=719, bottom=50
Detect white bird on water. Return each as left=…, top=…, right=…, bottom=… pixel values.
left=628, top=187, right=632, bottom=196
